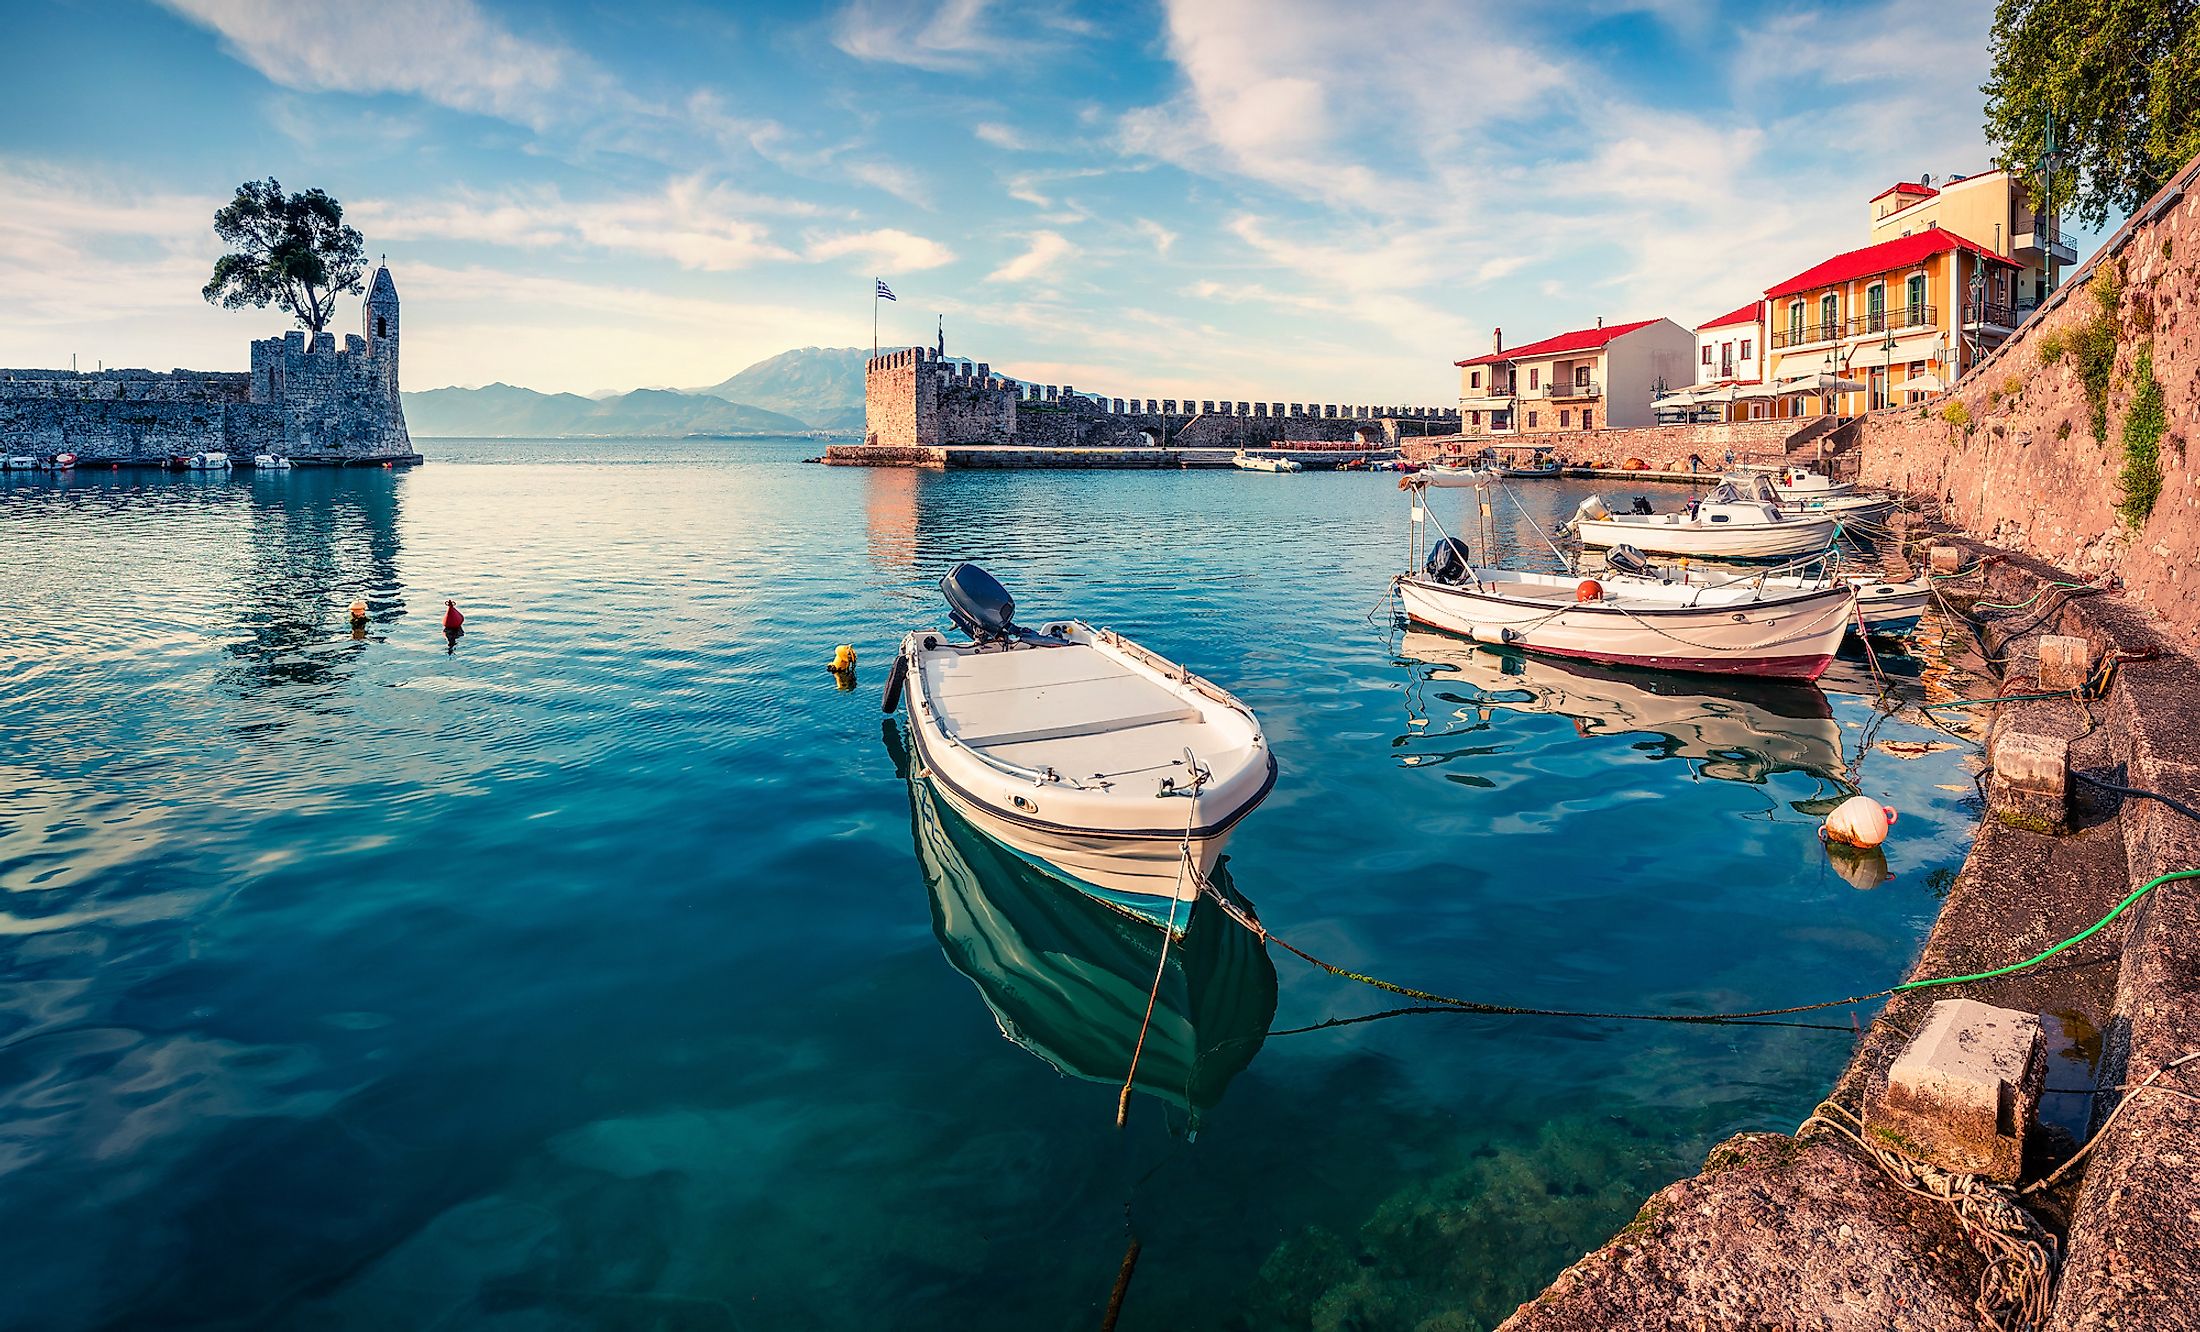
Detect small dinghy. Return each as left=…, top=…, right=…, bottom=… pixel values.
left=252, top=453, right=292, bottom=470
left=1232, top=452, right=1301, bottom=473
left=1570, top=478, right=1839, bottom=559
left=1397, top=539, right=1854, bottom=680
left=887, top=563, right=1275, bottom=930
left=183, top=451, right=231, bottom=471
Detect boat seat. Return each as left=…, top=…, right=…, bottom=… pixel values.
left=924, top=647, right=1200, bottom=748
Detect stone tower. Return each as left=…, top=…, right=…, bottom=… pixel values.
left=364, top=263, right=399, bottom=389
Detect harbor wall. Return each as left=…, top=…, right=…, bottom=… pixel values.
left=0, top=269, right=417, bottom=465
left=1855, top=154, right=2200, bottom=650
left=856, top=346, right=1460, bottom=455
left=1410, top=417, right=1825, bottom=471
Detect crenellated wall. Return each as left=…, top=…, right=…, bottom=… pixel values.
left=0, top=267, right=416, bottom=465
left=860, top=346, right=1461, bottom=453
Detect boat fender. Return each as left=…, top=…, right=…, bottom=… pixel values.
left=348, top=599, right=368, bottom=623
left=880, top=652, right=908, bottom=713
left=1575, top=579, right=1603, bottom=602
left=1821, top=795, right=1897, bottom=849
left=1467, top=624, right=1515, bottom=647
left=830, top=644, right=857, bottom=671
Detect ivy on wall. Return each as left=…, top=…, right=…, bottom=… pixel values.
left=2117, top=341, right=2166, bottom=527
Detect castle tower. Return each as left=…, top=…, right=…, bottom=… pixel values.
left=364, top=263, right=399, bottom=385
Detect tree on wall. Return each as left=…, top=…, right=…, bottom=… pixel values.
left=1983, top=0, right=2200, bottom=230
left=201, top=179, right=367, bottom=336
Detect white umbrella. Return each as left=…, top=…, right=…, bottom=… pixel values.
left=1904, top=372, right=1947, bottom=394
left=1775, top=374, right=1865, bottom=395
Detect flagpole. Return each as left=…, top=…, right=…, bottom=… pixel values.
left=872, top=278, right=879, bottom=360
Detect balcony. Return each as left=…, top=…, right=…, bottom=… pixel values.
left=1551, top=380, right=1601, bottom=399
left=1963, top=301, right=2017, bottom=330
left=2013, top=228, right=2079, bottom=266
left=1768, top=304, right=1939, bottom=349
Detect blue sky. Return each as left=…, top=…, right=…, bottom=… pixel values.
left=0, top=0, right=2085, bottom=401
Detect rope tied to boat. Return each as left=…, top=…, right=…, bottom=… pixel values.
left=1115, top=756, right=1206, bottom=1129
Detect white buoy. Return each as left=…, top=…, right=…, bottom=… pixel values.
left=1823, top=794, right=1898, bottom=849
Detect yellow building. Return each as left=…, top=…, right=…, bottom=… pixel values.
left=1867, top=171, right=2076, bottom=316
left=1760, top=227, right=2020, bottom=419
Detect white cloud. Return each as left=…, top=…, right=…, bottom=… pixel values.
left=986, top=231, right=1075, bottom=283
left=974, top=122, right=1033, bottom=150
left=1135, top=218, right=1177, bottom=255
left=806, top=228, right=956, bottom=271
left=832, top=0, right=1088, bottom=73
left=155, top=0, right=598, bottom=129
left=354, top=177, right=802, bottom=271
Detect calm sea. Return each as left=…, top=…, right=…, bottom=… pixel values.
left=0, top=438, right=1982, bottom=1331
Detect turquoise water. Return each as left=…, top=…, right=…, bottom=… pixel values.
left=0, top=440, right=1983, bottom=1331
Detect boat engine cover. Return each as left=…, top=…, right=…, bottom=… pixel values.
left=1424, top=537, right=1474, bottom=585
left=942, top=562, right=1020, bottom=640
left=1607, top=544, right=1656, bottom=578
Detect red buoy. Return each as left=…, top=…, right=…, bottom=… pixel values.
left=443, top=600, right=464, bottom=632
left=1575, top=579, right=1603, bottom=602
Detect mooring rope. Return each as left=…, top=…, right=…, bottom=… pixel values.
left=1115, top=761, right=1204, bottom=1128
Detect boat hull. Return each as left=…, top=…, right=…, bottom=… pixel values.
left=1398, top=577, right=1850, bottom=680
left=1575, top=514, right=1838, bottom=558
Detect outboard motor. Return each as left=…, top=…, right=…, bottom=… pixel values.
left=1630, top=496, right=1654, bottom=515
left=1424, top=537, right=1474, bottom=585
left=941, top=562, right=1022, bottom=641
left=1606, top=544, right=1656, bottom=579
left=1572, top=495, right=1611, bottom=528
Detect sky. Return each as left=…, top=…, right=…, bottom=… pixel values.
left=0, top=0, right=2099, bottom=402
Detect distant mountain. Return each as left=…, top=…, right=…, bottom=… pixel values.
left=693, top=346, right=872, bottom=424
left=403, top=383, right=810, bottom=438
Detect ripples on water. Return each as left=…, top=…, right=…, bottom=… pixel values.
left=0, top=439, right=1984, bottom=1330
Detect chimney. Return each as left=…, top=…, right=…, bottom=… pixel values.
left=1492, top=327, right=1503, bottom=354
left=1596, top=315, right=1604, bottom=328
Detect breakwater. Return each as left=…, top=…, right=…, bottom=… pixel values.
left=0, top=266, right=418, bottom=466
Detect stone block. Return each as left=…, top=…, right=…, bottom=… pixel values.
left=1867, top=998, right=2043, bottom=1182
left=2038, top=634, right=2090, bottom=691
left=1991, top=728, right=2069, bottom=833
left=1929, top=545, right=1964, bottom=574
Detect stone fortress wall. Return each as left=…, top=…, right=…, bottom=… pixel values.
left=862, top=346, right=1462, bottom=451
left=0, top=266, right=417, bottom=465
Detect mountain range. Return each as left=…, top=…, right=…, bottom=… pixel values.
left=402, top=346, right=874, bottom=438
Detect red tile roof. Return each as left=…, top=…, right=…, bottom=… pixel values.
left=1871, top=180, right=1939, bottom=204
left=1763, top=228, right=2016, bottom=301
left=1455, top=317, right=1663, bottom=366
left=1699, top=302, right=1760, bottom=331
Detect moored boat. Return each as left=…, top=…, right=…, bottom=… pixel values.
left=252, top=453, right=292, bottom=469
left=1420, top=461, right=1496, bottom=487
left=1232, top=451, right=1302, bottom=473
left=1594, top=544, right=1930, bottom=636
left=2, top=455, right=40, bottom=470
left=1569, top=477, right=1839, bottom=559
left=1397, top=539, right=1854, bottom=680
left=183, top=451, right=231, bottom=471
left=888, top=563, right=1275, bottom=930
left=1736, top=463, right=1855, bottom=499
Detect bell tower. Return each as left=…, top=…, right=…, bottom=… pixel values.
left=364, top=262, right=400, bottom=386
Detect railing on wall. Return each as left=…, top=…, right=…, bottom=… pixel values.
left=1768, top=304, right=1939, bottom=349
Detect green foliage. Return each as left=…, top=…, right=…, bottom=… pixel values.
left=1942, top=400, right=1973, bottom=426
left=1984, top=0, right=2200, bottom=230
left=2036, top=327, right=2069, bottom=363
left=201, top=178, right=366, bottom=335
left=2075, top=264, right=2124, bottom=440
left=2118, top=342, right=2167, bottom=526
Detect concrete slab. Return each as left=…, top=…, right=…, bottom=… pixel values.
left=1870, top=999, right=2045, bottom=1182
left=1992, top=729, right=2071, bottom=833
left=2039, top=634, right=2091, bottom=691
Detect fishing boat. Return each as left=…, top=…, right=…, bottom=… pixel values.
left=898, top=755, right=1276, bottom=1120
left=1569, top=477, right=1839, bottom=559
left=1594, top=545, right=1931, bottom=636
left=1501, top=460, right=1564, bottom=478
left=1398, top=629, right=1845, bottom=785
left=252, top=453, right=292, bottom=469
left=1232, top=451, right=1302, bottom=473
left=49, top=453, right=76, bottom=470
left=1718, top=474, right=1894, bottom=524
left=1420, top=461, right=1496, bottom=487
left=1736, top=464, right=1855, bottom=499
left=885, top=563, right=1275, bottom=930
left=183, top=451, right=231, bottom=471
left=2, top=456, right=40, bottom=470
left=1396, top=538, right=1854, bottom=679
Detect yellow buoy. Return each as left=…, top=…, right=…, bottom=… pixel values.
left=349, top=599, right=368, bottom=622
left=1822, top=794, right=1897, bottom=849
left=830, top=644, right=858, bottom=672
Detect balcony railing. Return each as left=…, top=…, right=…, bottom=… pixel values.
left=1551, top=380, right=1600, bottom=398
left=1963, top=301, right=2017, bottom=328
left=1768, top=304, right=1939, bottom=349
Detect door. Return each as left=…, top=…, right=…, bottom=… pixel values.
left=1905, top=273, right=1926, bottom=325
left=1869, top=366, right=1887, bottom=411
left=1867, top=283, right=1886, bottom=333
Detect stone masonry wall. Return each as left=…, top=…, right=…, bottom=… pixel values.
left=861, top=346, right=1460, bottom=451
left=1855, top=155, right=2200, bottom=650
left=1412, top=418, right=1818, bottom=470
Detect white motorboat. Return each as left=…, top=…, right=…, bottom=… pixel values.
left=49, top=453, right=76, bottom=470
left=887, top=564, right=1275, bottom=930
left=2, top=456, right=40, bottom=470
left=1736, top=464, right=1855, bottom=498
left=1232, top=452, right=1302, bottom=473
left=1719, top=473, right=1893, bottom=524
left=1396, top=539, right=1854, bottom=680
left=183, top=451, right=231, bottom=471
left=252, top=454, right=292, bottom=469
left=1594, top=546, right=1931, bottom=636
left=1569, top=478, right=1840, bottom=559
left=1501, top=461, right=1564, bottom=478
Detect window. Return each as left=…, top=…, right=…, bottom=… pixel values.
left=1867, top=282, right=1886, bottom=331
left=1740, top=338, right=1753, bottom=360
left=1559, top=409, right=1570, bottom=426
left=1527, top=410, right=1538, bottom=427
left=1820, top=293, right=1838, bottom=333
left=1582, top=410, right=1592, bottom=430
left=1470, top=370, right=1481, bottom=388
left=1905, top=273, right=1926, bottom=319
left=1470, top=411, right=1481, bottom=426
left=1788, top=301, right=1805, bottom=341
left=1702, top=346, right=1713, bottom=365
left=1528, top=368, right=1540, bottom=389
left=374, top=316, right=387, bottom=338
left=1574, top=366, right=1590, bottom=386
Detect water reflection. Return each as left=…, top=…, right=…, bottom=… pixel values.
left=224, top=470, right=408, bottom=692
left=1398, top=630, right=1848, bottom=787
left=898, top=733, right=1277, bottom=1123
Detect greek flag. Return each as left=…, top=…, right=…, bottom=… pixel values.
left=875, top=279, right=896, bottom=301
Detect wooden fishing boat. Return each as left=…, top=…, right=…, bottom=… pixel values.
left=1396, top=540, right=1854, bottom=679
left=886, top=563, right=1275, bottom=930
left=1569, top=477, right=1839, bottom=559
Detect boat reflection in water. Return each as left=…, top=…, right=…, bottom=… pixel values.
left=1398, top=629, right=1848, bottom=788
left=901, top=743, right=1278, bottom=1123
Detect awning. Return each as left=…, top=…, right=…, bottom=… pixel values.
left=1773, top=374, right=1865, bottom=396
left=1903, top=372, right=1948, bottom=394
